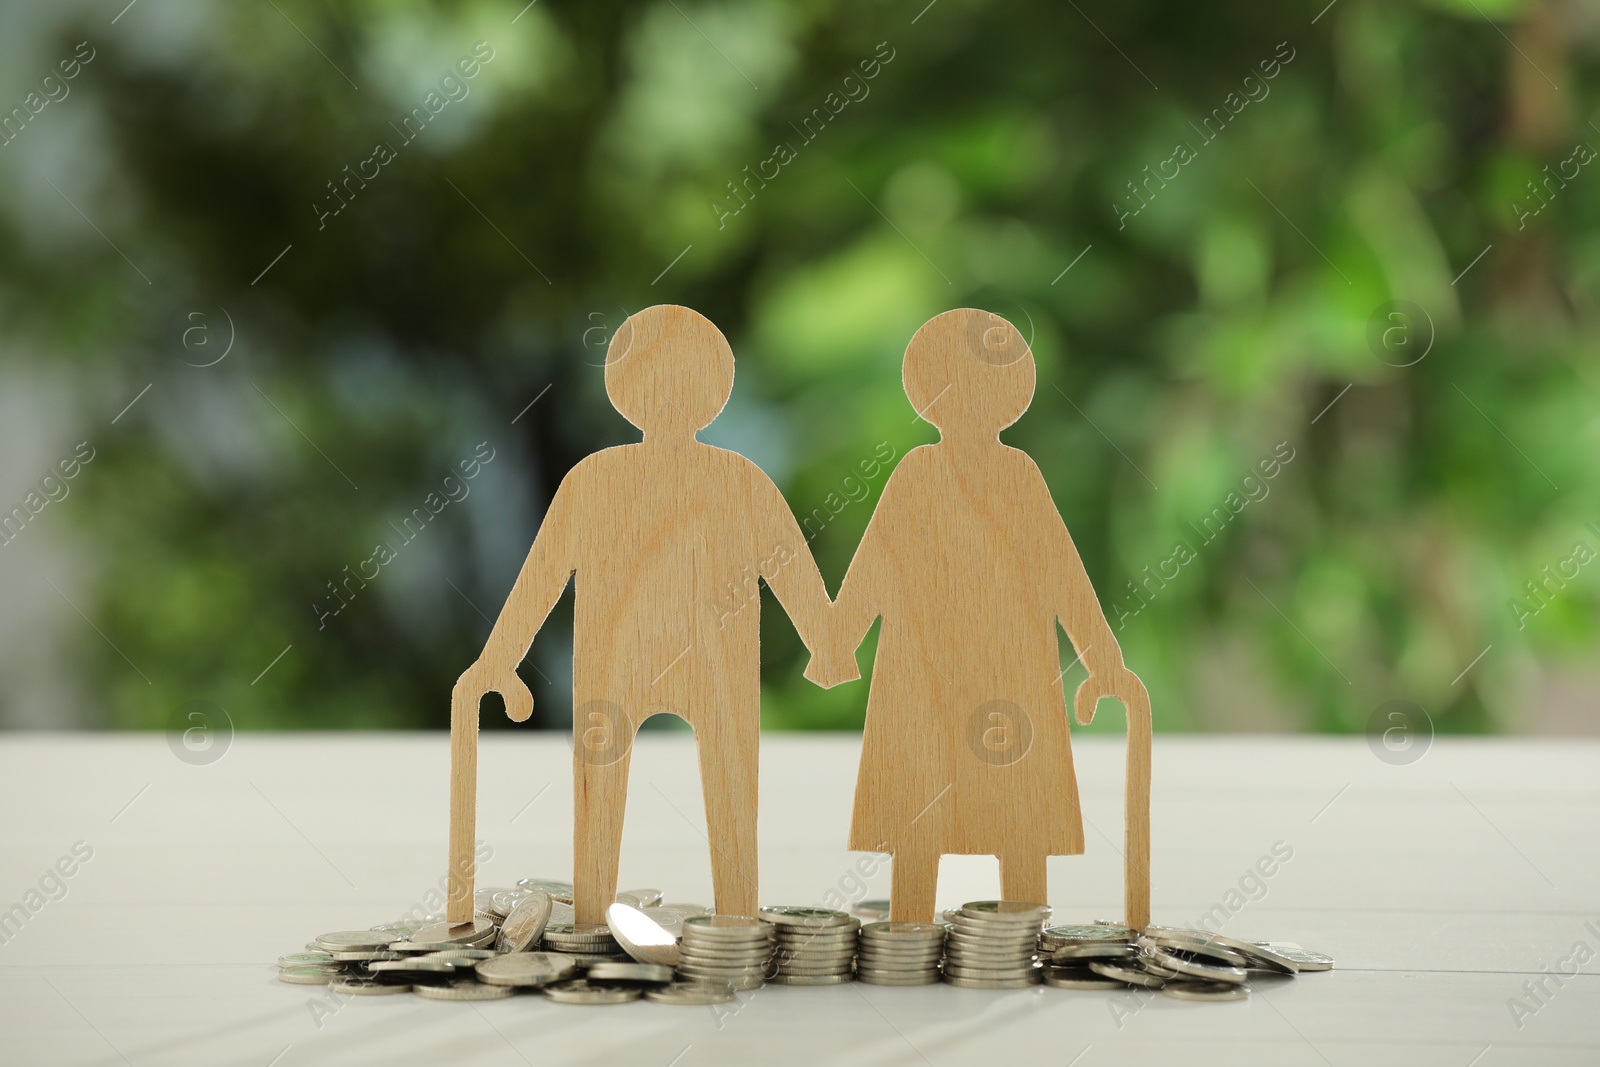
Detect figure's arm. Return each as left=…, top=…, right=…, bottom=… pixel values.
left=828, top=539, right=880, bottom=658
left=453, top=471, right=579, bottom=721
left=802, top=470, right=898, bottom=686
left=1042, top=479, right=1147, bottom=724
left=751, top=474, right=859, bottom=688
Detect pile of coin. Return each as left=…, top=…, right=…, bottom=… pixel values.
left=279, top=881, right=738, bottom=1004
left=941, top=901, right=1050, bottom=988
left=675, top=915, right=776, bottom=990
left=1038, top=922, right=1333, bottom=1001
left=279, top=881, right=1335, bottom=1007
left=855, top=922, right=946, bottom=985
left=758, top=907, right=858, bottom=985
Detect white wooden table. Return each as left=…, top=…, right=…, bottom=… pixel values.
left=0, top=733, right=1594, bottom=1066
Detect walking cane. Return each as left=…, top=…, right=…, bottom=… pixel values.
left=1123, top=684, right=1152, bottom=931
left=446, top=683, right=478, bottom=925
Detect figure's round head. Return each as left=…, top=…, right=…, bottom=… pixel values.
left=902, top=308, right=1035, bottom=438
left=605, top=305, right=734, bottom=437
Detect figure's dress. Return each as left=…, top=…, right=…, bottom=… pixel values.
left=845, top=444, right=1085, bottom=860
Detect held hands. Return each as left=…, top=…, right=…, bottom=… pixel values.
left=453, top=658, right=535, bottom=723
left=803, top=628, right=861, bottom=689
left=1073, top=661, right=1149, bottom=726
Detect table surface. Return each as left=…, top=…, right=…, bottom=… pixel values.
left=0, top=732, right=1595, bottom=1066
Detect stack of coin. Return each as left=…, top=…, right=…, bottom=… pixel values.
left=855, top=922, right=945, bottom=985
left=676, top=915, right=775, bottom=990
left=942, top=901, right=1049, bottom=988
left=759, top=907, right=858, bottom=985
left=541, top=923, right=628, bottom=964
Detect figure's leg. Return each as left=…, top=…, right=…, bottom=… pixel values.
left=998, top=852, right=1048, bottom=907
left=889, top=847, right=940, bottom=922
left=572, top=698, right=635, bottom=925
left=694, top=706, right=760, bottom=917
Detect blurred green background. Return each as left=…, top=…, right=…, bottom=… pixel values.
left=0, top=0, right=1595, bottom=737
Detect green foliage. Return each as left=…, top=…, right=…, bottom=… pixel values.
left=1, top=0, right=1595, bottom=735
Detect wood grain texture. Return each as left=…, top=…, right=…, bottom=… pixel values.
left=817, top=308, right=1152, bottom=929
left=448, top=305, right=838, bottom=924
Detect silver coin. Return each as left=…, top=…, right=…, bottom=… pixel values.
left=946, top=945, right=1036, bottom=959
left=947, top=920, right=1040, bottom=938
left=278, top=966, right=338, bottom=985
left=759, top=906, right=857, bottom=929
left=851, top=899, right=892, bottom=921
left=329, top=950, right=403, bottom=962
left=944, top=963, right=1039, bottom=980
left=645, top=981, right=736, bottom=1005
left=944, top=955, right=1036, bottom=970
left=773, top=947, right=857, bottom=961
left=413, top=979, right=515, bottom=1000
left=489, top=889, right=531, bottom=918
left=772, top=933, right=858, bottom=948
left=1252, top=942, right=1333, bottom=971
left=1043, top=924, right=1131, bottom=944
left=565, top=952, right=630, bottom=966
left=370, top=919, right=428, bottom=935
left=769, top=973, right=853, bottom=985
left=425, top=948, right=497, bottom=962
left=1043, top=971, right=1127, bottom=990
left=330, top=976, right=412, bottom=996
left=1145, top=927, right=1250, bottom=967
left=314, top=930, right=393, bottom=953
left=517, top=877, right=575, bottom=901
left=1089, top=960, right=1166, bottom=988
left=1051, top=942, right=1136, bottom=962
left=1135, top=957, right=1182, bottom=980
left=678, top=953, right=771, bottom=972
left=543, top=922, right=617, bottom=943
left=370, top=957, right=456, bottom=975
left=616, top=888, right=664, bottom=909
left=543, top=979, right=642, bottom=1005
left=407, top=919, right=498, bottom=950
left=959, top=901, right=1051, bottom=924
left=499, top=889, right=553, bottom=952
left=586, top=961, right=675, bottom=984
left=859, top=946, right=944, bottom=959
left=860, top=942, right=943, bottom=954
left=1163, top=980, right=1252, bottom=1002
left=387, top=940, right=444, bottom=954
left=943, top=974, right=1039, bottom=989
left=947, top=932, right=1038, bottom=948
left=654, top=902, right=713, bottom=917
left=859, top=921, right=944, bottom=940
left=475, top=887, right=519, bottom=914
left=1145, top=945, right=1249, bottom=985
left=1147, top=927, right=1283, bottom=969
left=774, top=960, right=857, bottom=973
left=475, top=951, right=578, bottom=987
left=858, top=972, right=940, bottom=986
left=682, top=915, right=770, bottom=939
left=676, top=961, right=771, bottom=976
left=278, top=952, right=334, bottom=968
left=606, top=903, right=681, bottom=967
left=772, top=962, right=854, bottom=976
left=857, top=966, right=940, bottom=979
